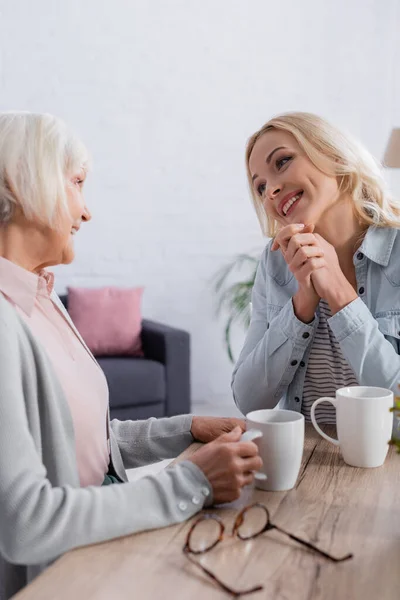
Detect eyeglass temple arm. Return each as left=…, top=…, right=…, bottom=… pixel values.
left=270, top=524, right=353, bottom=563
left=184, top=550, right=263, bottom=597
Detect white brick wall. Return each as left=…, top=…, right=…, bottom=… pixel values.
left=387, top=0, right=400, bottom=195
left=0, top=0, right=398, bottom=408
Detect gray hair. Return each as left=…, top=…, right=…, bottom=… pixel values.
left=0, top=112, right=90, bottom=228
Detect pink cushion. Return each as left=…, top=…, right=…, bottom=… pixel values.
left=67, top=286, right=144, bottom=356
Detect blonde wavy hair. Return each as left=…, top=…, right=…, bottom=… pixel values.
left=245, top=112, right=400, bottom=237
left=0, top=112, right=89, bottom=228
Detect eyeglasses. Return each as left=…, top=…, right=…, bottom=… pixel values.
left=183, top=503, right=353, bottom=597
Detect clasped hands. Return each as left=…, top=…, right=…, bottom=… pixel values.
left=271, top=223, right=357, bottom=322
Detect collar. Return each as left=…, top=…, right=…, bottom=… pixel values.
left=0, top=257, right=55, bottom=316
left=357, top=226, right=398, bottom=267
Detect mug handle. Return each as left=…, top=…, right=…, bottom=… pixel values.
left=240, top=429, right=267, bottom=481
left=310, top=397, right=339, bottom=446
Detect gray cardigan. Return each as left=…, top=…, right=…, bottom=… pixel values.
left=0, top=292, right=212, bottom=600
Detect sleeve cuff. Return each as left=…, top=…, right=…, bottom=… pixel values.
left=177, top=460, right=214, bottom=507
left=279, top=298, right=317, bottom=345
left=172, top=414, right=195, bottom=446
left=328, top=297, right=371, bottom=342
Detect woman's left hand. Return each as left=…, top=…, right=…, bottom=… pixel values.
left=191, top=416, right=246, bottom=443
left=310, top=234, right=358, bottom=313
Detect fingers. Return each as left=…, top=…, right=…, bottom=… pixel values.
left=223, top=458, right=262, bottom=498
left=271, top=223, right=318, bottom=253
left=229, top=418, right=246, bottom=432
left=235, top=441, right=260, bottom=457
left=234, top=456, right=263, bottom=491
left=289, top=244, right=324, bottom=273
left=215, top=418, right=245, bottom=432
left=297, top=257, right=326, bottom=279
left=240, top=472, right=256, bottom=487
left=285, top=233, right=320, bottom=263
left=271, top=223, right=305, bottom=252
left=214, top=426, right=243, bottom=443
left=241, top=455, right=263, bottom=472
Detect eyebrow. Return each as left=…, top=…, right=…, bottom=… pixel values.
left=251, top=146, right=287, bottom=182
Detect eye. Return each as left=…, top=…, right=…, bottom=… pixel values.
left=257, top=182, right=266, bottom=197
left=74, top=178, right=84, bottom=187
left=276, top=156, right=292, bottom=169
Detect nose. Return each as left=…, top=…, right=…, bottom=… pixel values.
left=82, top=204, right=92, bottom=222
left=266, top=183, right=281, bottom=201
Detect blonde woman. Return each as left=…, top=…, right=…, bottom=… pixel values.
left=232, top=112, right=400, bottom=423
left=0, top=112, right=262, bottom=599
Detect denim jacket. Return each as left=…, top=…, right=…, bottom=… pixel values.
left=232, top=226, right=400, bottom=416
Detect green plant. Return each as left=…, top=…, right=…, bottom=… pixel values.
left=389, top=396, right=400, bottom=453
left=212, top=253, right=259, bottom=363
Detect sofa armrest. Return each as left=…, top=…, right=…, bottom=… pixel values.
left=141, top=319, right=191, bottom=416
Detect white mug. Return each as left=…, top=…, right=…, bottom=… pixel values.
left=311, top=386, right=394, bottom=468
left=246, top=409, right=304, bottom=491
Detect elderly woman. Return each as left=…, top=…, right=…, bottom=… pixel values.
left=233, top=112, right=400, bottom=422
left=0, top=112, right=262, bottom=600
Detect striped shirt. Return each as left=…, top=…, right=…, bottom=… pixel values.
left=302, top=299, right=358, bottom=424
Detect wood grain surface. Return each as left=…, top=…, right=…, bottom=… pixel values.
left=13, top=425, right=400, bottom=600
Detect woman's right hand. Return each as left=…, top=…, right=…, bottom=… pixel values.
left=271, top=223, right=324, bottom=323
left=189, top=427, right=263, bottom=504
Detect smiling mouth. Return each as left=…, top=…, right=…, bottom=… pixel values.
left=282, top=191, right=303, bottom=216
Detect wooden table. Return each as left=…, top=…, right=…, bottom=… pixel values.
left=14, top=425, right=400, bottom=600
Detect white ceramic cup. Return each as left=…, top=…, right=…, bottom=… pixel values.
left=311, top=386, right=394, bottom=468
left=246, top=409, right=305, bottom=491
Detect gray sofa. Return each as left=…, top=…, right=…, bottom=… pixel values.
left=60, top=295, right=191, bottom=420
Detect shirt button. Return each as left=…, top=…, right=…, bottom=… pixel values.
left=357, top=252, right=364, bottom=260
left=192, top=496, right=201, bottom=505
left=201, top=487, right=210, bottom=497
left=302, top=332, right=310, bottom=339
left=291, top=360, right=298, bottom=366
left=359, top=286, right=365, bottom=295
left=178, top=502, right=187, bottom=511
left=300, top=361, right=305, bottom=367
left=295, top=397, right=300, bottom=403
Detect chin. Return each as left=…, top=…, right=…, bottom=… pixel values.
left=61, top=250, right=75, bottom=265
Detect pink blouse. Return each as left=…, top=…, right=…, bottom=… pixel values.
left=0, top=257, right=110, bottom=487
